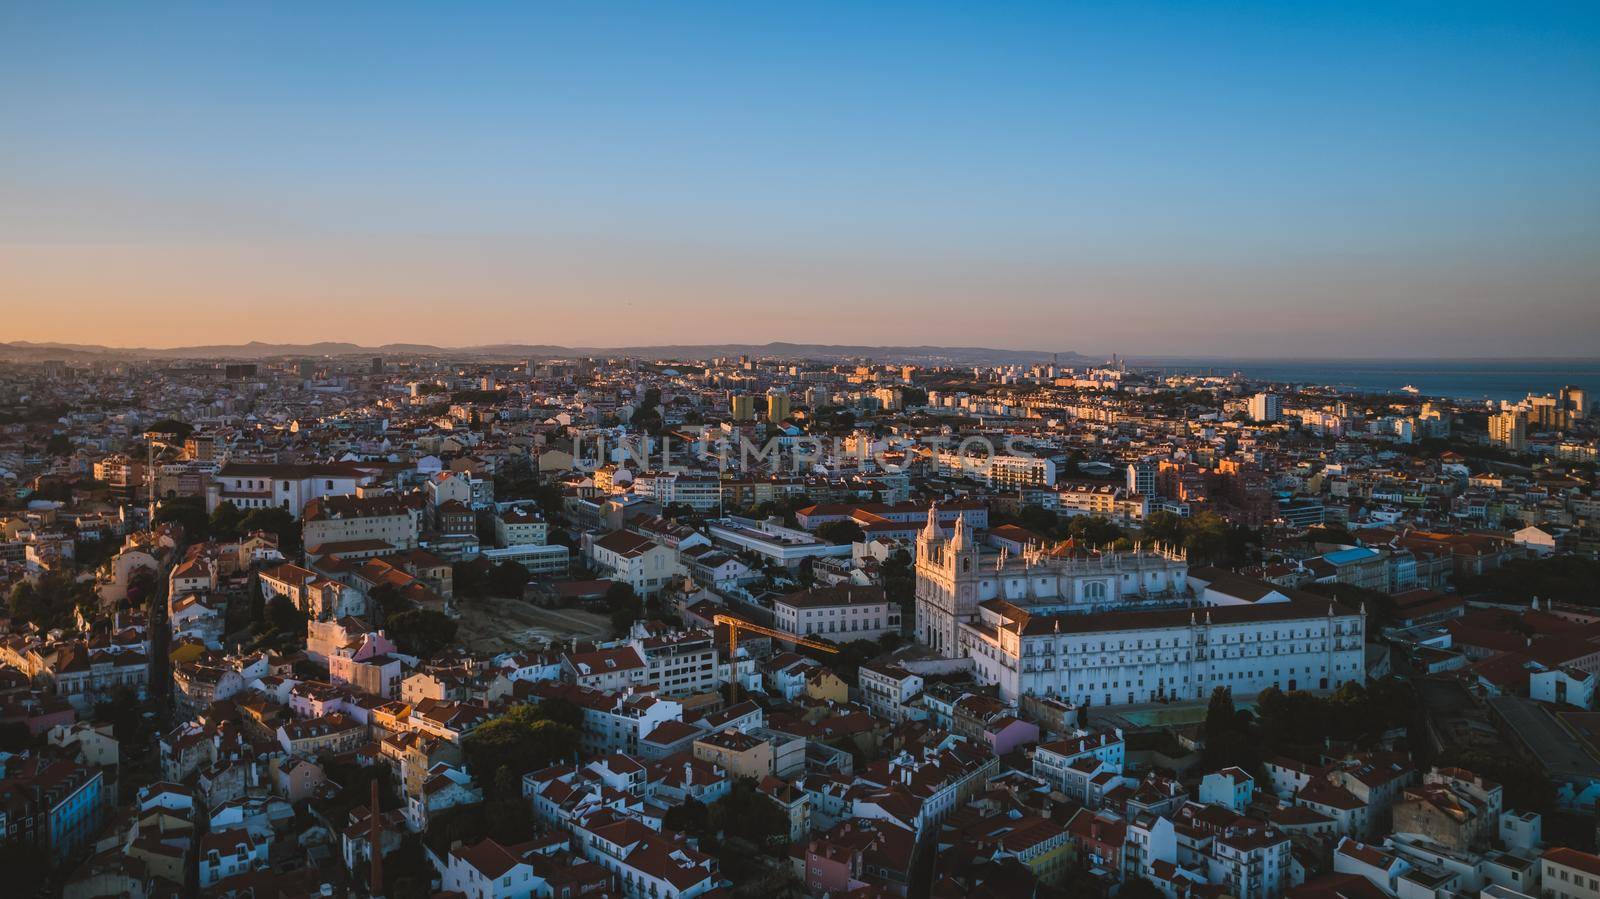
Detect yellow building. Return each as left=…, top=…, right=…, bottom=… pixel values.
left=765, top=389, right=791, bottom=423
left=730, top=394, right=756, bottom=422
left=804, top=669, right=849, bottom=704
left=1489, top=410, right=1527, bottom=451
left=693, top=729, right=774, bottom=779
left=999, top=816, right=1072, bottom=886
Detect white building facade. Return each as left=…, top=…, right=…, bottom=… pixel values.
left=914, top=508, right=1365, bottom=704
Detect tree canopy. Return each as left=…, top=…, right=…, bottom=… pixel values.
left=816, top=520, right=865, bottom=546
left=663, top=777, right=795, bottom=884
left=385, top=609, right=458, bottom=659
left=8, top=573, right=97, bottom=631
left=1459, top=556, right=1600, bottom=606
left=606, top=582, right=641, bottom=636
left=1201, top=687, right=1257, bottom=772
left=487, top=561, right=531, bottom=597
left=461, top=703, right=582, bottom=783
left=1434, top=748, right=1556, bottom=813
left=1143, top=510, right=1256, bottom=566
left=154, top=496, right=210, bottom=541
left=209, top=500, right=244, bottom=540
left=239, top=506, right=302, bottom=556
left=1254, top=680, right=1413, bottom=755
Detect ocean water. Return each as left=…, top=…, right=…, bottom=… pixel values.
left=1143, top=359, right=1600, bottom=404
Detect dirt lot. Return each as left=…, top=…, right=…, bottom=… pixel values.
left=455, top=595, right=613, bottom=654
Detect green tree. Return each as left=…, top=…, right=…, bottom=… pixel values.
left=454, top=558, right=490, bottom=599
left=368, top=582, right=408, bottom=621
left=461, top=704, right=581, bottom=781
left=266, top=594, right=306, bottom=636
left=126, top=565, right=159, bottom=608
left=487, top=561, right=530, bottom=597
left=1182, top=512, right=1231, bottom=565
left=663, top=797, right=709, bottom=837
left=1016, top=504, right=1062, bottom=538
left=386, top=609, right=458, bottom=659
left=606, top=582, right=640, bottom=635
left=1142, top=510, right=1186, bottom=546
left=1459, top=556, right=1600, bottom=606
left=706, top=778, right=793, bottom=858
left=1254, top=679, right=1415, bottom=756
left=1434, top=749, right=1555, bottom=813
left=1065, top=515, right=1124, bottom=546
left=154, top=496, right=210, bottom=541
left=880, top=549, right=915, bottom=619
left=533, top=697, right=584, bottom=729
left=45, top=433, right=72, bottom=456
left=816, top=520, right=865, bottom=546
left=9, top=573, right=96, bottom=630
left=1202, top=686, right=1257, bottom=771
left=484, top=766, right=533, bottom=843
left=822, top=639, right=884, bottom=688
left=1306, top=581, right=1396, bottom=630
left=247, top=570, right=266, bottom=628
left=384, top=833, right=437, bottom=899
left=209, top=500, right=244, bottom=540
left=1205, top=686, right=1237, bottom=739
left=239, top=506, right=302, bottom=556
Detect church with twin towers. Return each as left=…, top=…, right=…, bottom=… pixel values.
left=912, top=506, right=1366, bottom=704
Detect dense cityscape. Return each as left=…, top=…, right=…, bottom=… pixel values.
left=1, top=347, right=1598, bottom=899
left=7, top=0, right=1599, bottom=896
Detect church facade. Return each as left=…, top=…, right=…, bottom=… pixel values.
left=913, top=508, right=1366, bottom=703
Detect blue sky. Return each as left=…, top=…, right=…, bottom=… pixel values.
left=2, top=2, right=1597, bottom=356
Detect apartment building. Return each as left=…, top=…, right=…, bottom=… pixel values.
left=772, top=585, right=900, bottom=643
left=207, top=461, right=373, bottom=515
left=587, top=530, right=684, bottom=598
left=302, top=493, right=422, bottom=552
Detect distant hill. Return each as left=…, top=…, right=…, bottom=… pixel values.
left=0, top=339, right=1085, bottom=365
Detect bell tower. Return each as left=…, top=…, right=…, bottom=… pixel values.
left=915, top=508, right=984, bottom=660
left=949, top=512, right=978, bottom=577
left=915, top=503, right=943, bottom=568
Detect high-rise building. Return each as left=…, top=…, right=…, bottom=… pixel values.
left=370, top=356, right=384, bottom=374
left=765, top=389, right=791, bottom=423
left=1527, top=394, right=1565, bottom=430
left=1126, top=460, right=1158, bottom=498
left=1489, top=409, right=1527, bottom=451
left=1561, top=385, right=1589, bottom=420
left=1248, top=392, right=1281, bottom=423
left=730, top=394, right=756, bottom=422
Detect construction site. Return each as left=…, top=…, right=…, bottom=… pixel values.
left=454, top=594, right=613, bottom=654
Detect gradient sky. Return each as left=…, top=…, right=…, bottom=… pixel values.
left=3, top=2, right=1598, bottom=357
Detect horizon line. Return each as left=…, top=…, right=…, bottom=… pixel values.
left=4, top=338, right=1599, bottom=365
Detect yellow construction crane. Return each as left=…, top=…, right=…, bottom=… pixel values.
left=713, top=613, right=838, bottom=704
